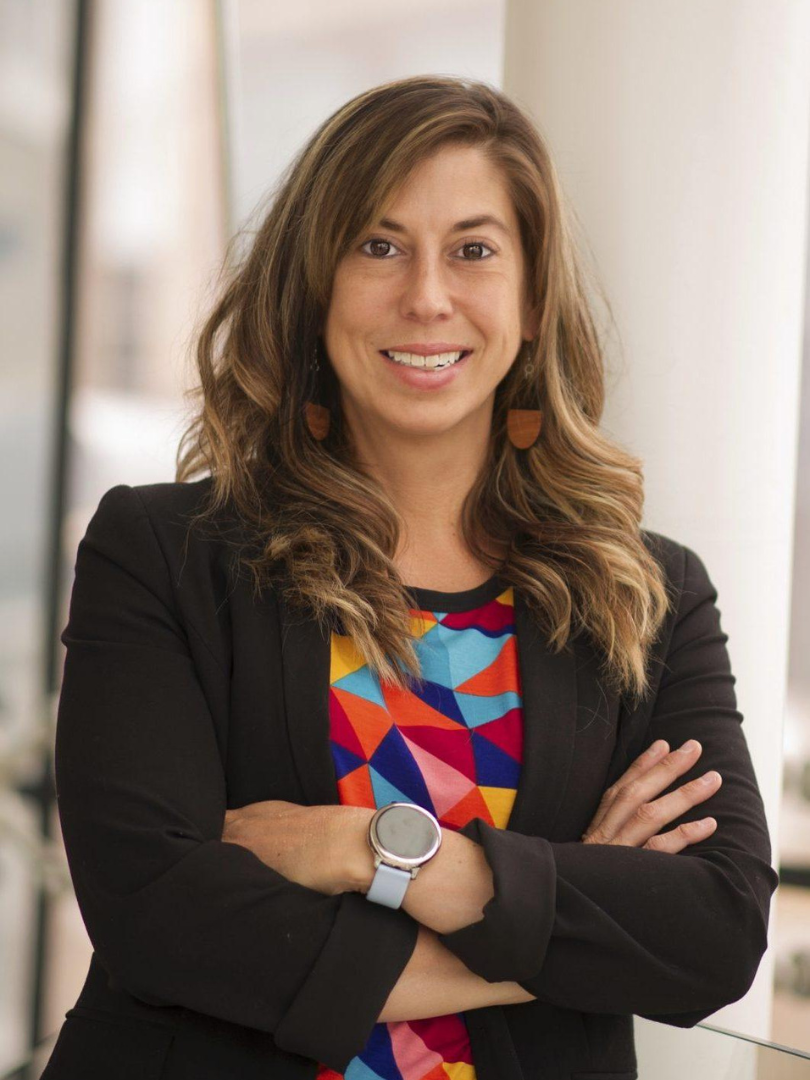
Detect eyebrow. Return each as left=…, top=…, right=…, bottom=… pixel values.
left=376, top=214, right=511, bottom=236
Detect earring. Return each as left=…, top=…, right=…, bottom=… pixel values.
left=507, top=409, right=543, bottom=449
left=305, top=341, right=330, bottom=441
left=506, top=343, right=542, bottom=450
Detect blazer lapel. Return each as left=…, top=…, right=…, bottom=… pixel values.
left=507, top=589, right=578, bottom=837
left=278, top=582, right=579, bottom=838
left=277, top=585, right=342, bottom=807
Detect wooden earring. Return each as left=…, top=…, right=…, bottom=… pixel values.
left=305, top=401, right=330, bottom=441
left=305, top=341, right=330, bottom=441
left=507, top=341, right=542, bottom=449
left=506, top=409, right=543, bottom=449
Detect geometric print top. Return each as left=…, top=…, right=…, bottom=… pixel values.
left=315, top=572, right=524, bottom=1080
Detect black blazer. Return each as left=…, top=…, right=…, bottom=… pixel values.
left=41, top=479, right=778, bottom=1080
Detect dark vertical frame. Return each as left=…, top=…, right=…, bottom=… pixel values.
left=17, top=0, right=92, bottom=1061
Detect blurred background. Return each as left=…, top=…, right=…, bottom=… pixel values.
left=2, top=0, right=810, bottom=1076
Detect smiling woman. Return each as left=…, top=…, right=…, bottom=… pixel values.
left=42, top=75, right=777, bottom=1080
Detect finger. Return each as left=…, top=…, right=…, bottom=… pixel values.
left=585, top=739, right=704, bottom=842
left=642, top=817, right=718, bottom=854
left=613, top=770, right=722, bottom=848
left=585, top=740, right=670, bottom=838
left=596, top=740, right=706, bottom=838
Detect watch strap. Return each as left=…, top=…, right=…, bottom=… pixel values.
left=366, top=861, right=412, bottom=908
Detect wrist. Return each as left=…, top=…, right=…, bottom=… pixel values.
left=402, top=828, right=494, bottom=934
left=343, top=806, right=377, bottom=893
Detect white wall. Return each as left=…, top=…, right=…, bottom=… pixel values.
left=223, top=0, right=506, bottom=234
left=503, top=0, right=810, bottom=1047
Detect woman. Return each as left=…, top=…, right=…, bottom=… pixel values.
left=42, top=75, right=777, bottom=1080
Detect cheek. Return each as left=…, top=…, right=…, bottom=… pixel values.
left=327, top=295, right=386, bottom=350
left=330, top=263, right=389, bottom=315
left=466, top=280, right=521, bottom=327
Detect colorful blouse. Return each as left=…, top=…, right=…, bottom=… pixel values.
left=315, top=572, right=525, bottom=1080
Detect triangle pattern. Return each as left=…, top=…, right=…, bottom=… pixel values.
left=356, top=1024, right=403, bottom=1080
left=329, top=629, right=368, bottom=683
left=478, top=785, right=519, bottom=829
left=407, top=1015, right=474, bottom=1063
left=473, top=707, right=524, bottom=759
left=380, top=680, right=462, bottom=731
left=397, top=724, right=477, bottom=782
left=331, top=687, right=392, bottom=759
left=323, top=582, right=524, bottom=1080
left=456, top=635, right=521, bottom=696
left=441, top=786, right=495, bottom=830
left=328, top=689, right=369, bottom=760
left=331, top=741, right=367, bottom=782
left=397, top=732, right=476, bottom=821
left=389, top=1020, right=443, bottom=1078
left=470, top=730, right=522, bottom=789
left=337, top=763, right=375, bottom=809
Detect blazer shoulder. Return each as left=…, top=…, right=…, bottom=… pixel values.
left=90, top=476, right=215, bottom=525
left=639, top=527, right=720, bottom=612
left=87, top=477, right=243, bottom=585
left=640, top=527, right=683, bottom=564
left=128, top=476, right=217, bottom=523
left=83, top=479, right=248, bottom=654
left=641, top=525, right=705, bottom=575
left=94, top=476, right=245, bottom=545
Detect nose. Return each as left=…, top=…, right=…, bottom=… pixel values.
left=399, top=251, right=454, bottom=322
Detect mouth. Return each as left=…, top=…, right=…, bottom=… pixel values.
left=379, top=348, right=472, bottom=371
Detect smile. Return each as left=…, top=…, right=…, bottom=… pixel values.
left=381, top=349, right=472, bottom=370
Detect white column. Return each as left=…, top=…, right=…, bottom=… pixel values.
left=503, top=0, right=810, bottom=1045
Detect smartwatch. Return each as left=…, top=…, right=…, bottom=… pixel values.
left=365, top=802, right=442, bottom=909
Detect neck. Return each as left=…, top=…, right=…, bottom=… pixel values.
left=342, top=399, right=494, bottom=553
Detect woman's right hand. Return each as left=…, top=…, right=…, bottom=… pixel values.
left=581, top=739, right=722, bottom=852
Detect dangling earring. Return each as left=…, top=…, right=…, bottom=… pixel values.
left=305, top=340, right=330, bottom=441
left=506, top=342, right=542, bottom=450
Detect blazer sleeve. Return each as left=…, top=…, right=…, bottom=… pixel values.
left=436, top=542, right=779, bottom=1023
left=54, top=484, right=418, bottom=1072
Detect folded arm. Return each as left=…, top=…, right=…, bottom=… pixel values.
left=213, top=526, right=774, bottom=1028
left=219, top=538, right=778, bottom=1026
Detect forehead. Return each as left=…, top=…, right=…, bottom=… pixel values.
left=375, top=144, right=518, bottom=233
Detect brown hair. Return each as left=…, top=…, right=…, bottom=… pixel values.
left=176, top=74, right=672, bottom=706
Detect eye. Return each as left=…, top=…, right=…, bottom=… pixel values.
left=360, top=238, right=496, bottom=260
left=361, top=238, right=400, bottom=258
left=456, top=241, right=494, bottom=260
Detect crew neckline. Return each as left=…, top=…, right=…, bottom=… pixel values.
left=403, top=571, right=506, bottom=613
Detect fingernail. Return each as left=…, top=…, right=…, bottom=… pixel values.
left=700, top=771, right=720, bottom=784
left=678, top=739, right=699, bottom=753
left=647, top=740, right=667, bottom=757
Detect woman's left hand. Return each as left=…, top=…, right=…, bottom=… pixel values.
left=222, top=800, right=373, bottom=895
left=581, top=739, right=721, bottom=851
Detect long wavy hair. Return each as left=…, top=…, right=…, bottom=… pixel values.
left=176, top=74, right=673, bottom=706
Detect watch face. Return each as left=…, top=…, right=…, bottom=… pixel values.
left=377, top=805, right=438, bottom=860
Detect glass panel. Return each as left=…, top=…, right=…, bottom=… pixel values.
left=0, top=0, right=77, bottom=1071
left=43, top=0, right=226, bottom=1046
left=774, top=111, right=810, bottom=1053
left=635, top=1018, right=810, bottom=1080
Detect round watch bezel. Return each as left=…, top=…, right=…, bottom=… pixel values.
left=367, top=802, right=442, bottom=872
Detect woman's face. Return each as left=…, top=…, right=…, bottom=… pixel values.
left=323, top=143, right=538, bottom=444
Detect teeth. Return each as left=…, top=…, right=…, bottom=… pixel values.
left=385, top=350, right=465, bottom=369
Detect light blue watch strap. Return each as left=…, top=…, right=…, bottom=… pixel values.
left=366, top=861, right=412, bottom=908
